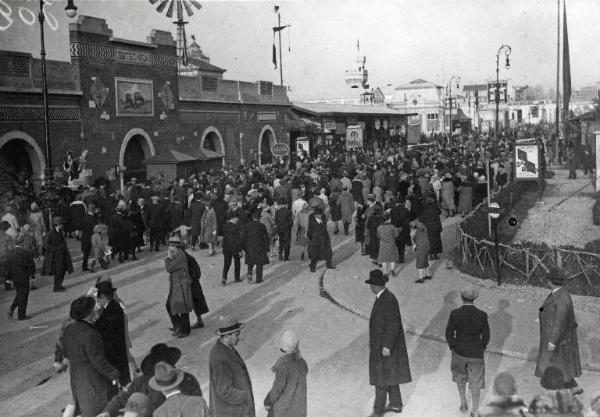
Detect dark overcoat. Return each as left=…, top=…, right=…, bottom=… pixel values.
left=108, top=211, right=130, bottom=251
left=274, top=206, right=293, bottom=238
left=209, top=340, right=255, bottom=417
left=243, top=220, right=270, bottom=266
left=535, top=287, right=582, bottom=382
left=95, top=299, right=131, bottom=386
left=338, top=191, right=355, bottom=224
left=222, top=221, right=243, bottom=256
left=419, top=205, right=443, bottom=255
left=42, top=229, right=74, bottom=276
left=306, top=214, right=332, bottom=261
left=369, top=288, right=412, bottom=386
left=164, top=250, right=194, bottom=315
left=390, top=205, right=411, bottom=246
left=80, top=213, right=97, bottom=254
left=189, top=200, right=205, bottom=236
left=62, top=320, right=120, bottom=417
left=69, top=200, right=87, bottom=230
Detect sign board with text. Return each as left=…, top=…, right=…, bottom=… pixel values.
left=514, top=144, right=540, bottom=180
left=488, top=81, right=508, bottom=103
left=345, top=125, right=363, bottom=149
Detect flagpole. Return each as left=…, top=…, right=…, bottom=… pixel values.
left=278, top=10, right=283, bottom=86
left=555, top=0, right=560, bottom=165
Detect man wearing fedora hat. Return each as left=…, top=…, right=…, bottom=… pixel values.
left=365, top=269, right=411, bottom=416
left=535, top=267, right=582, bottom=394
left=445, top=286, right=490, bottom=415
left=42, top=216, right=73, bottom=292
left=100, top=343, right=202, bottom=417
left=306, top=206, right=335, bottom=273
left=150, top=362, right=209, bottom=417
left=145, top=194, right=164, bottom=252
left=95, top=281, right=131, bottom=389
left=62, top=296, right=120, bottom=417
left=209, top=317, right=255, bottom=417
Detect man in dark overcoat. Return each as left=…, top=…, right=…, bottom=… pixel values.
left=274, top=201, right=293, bottom=261
left=209, top=317, right=255, bottom=417
left=95, top=281, right=131, bottom=389
left=80, top=203, right=98, bottom=272
left=108, top=202, right=131, bottom=263
left=62, top=296, right=120, bottom=417
left=42, top=216, right=73, bottom=292
left=145, top=195, right=163, bottom=252
left=187, top=193, right=205, bottom=250
left=306, top=207, right=334, bottom=273
left=445, top=286, right=490, bottom=415
left=243, top=210, right=270, bottom=284
left=390, top=197, right=411, bottom=263
left=366, top=269, right=411, bottom=416
left=6, top=234, right=35, bottom=320
left=535, top=267, right=582, bottom=392
left=221, top=211, right=243, bottom=285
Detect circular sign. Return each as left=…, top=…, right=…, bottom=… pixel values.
left=271, top=142, right=290, bottom=157
left=488, top=202, right=500, bottom=219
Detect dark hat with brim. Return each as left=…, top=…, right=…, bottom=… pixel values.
left=365, top=269, right=388, bottom=286
left=52, top=216, right=64, bottom=226
left=140, top=343, right=182, bottom=375
left=96, top=280, right=117, bottom=296
left=119, top=392, right=150, bottom=415
left=69, top=296, right=96, bottom=320
left=166, top=235, right=185, bottom=247
left=548, top=267, right=566, bottom=286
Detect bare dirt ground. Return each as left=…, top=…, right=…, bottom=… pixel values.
left=514, top=169, right=599, bottom=249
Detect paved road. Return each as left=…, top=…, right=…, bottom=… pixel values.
left=1, top=219, right=599, bottom=417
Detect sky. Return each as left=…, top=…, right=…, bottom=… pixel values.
left=1, top=0, right=599, bottom=101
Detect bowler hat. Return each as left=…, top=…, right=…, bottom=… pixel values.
left=548, top=267, right=566, bottom=286
left=148, top=362, right=184, bottom=392
left=96, top=280, right=117, bottom=296
left=140, top=343, right=182, bottom=375
left=52, top=216, right=64, bottom=226
left=460, top=286, right=479, bottom=300
left=69, top=296, right=96, bottom=320
left=119, top=393, right=150, bottom=416
left=215, top=316, right=245, bottom=336
left=365, top=269, right=389, bottom=286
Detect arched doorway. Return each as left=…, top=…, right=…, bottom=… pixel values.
left=258, top=126, right=276, bottom=165
left=120, top=128, right=155, bottom=188
left=200, top=127, right=225, bottom=166
left=0, top=131, right=45, bottom=194
left=203, top=132, right=219, bottom=152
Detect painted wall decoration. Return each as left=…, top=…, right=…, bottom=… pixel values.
left=159, top=81, right=175, bottom=111
left=89, top=77, right=109, bottom=110
left=115, top=77, right=154, bottom=117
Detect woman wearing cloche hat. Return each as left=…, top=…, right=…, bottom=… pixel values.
left=264, top=330, right=308, bottom=417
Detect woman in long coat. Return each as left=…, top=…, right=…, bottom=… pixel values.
left=328, top=190, right=342, bottom=234
left=366, top=206, right=385, bottom=261
left=412, top=218, right=431, bottom=283
left=377, top=212, right=399, bottom=276
left=295, top=204, right=310, bottom=261
left=338, top=187, right=355, bottom=236
left=419, top=199, right=443, bottom=259
left=440, top=174, right=455, bottom=217
left=200, top=203, right=218, bottom=256
left=457, top=177, right=473, bottom=216
left=188, top=196, right=205, bottom=250
left=164, top=237, right=194, bottom=337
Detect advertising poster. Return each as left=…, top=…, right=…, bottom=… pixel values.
left=514, top=144, right=540, bottom=180
left=346, top=125, right=363, bottom=149
left=296, top=137, right=310, bottom=158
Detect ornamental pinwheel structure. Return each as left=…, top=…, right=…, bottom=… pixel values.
left=149, top=0, right=202, bottom=73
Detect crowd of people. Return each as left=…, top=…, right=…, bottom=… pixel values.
left=1, top=126, right=598, bottom=417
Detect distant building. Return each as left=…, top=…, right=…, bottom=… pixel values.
left=388, top=79, right=445, bottom=134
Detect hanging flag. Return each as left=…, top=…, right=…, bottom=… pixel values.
left=474, top=89, right=479, bottom=108
left=273, top=43, right=277, bottom=69
left=562, top=0, right=571, bottom=123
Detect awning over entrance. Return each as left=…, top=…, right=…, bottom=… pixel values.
left=143, top=149, right=223, bottom=182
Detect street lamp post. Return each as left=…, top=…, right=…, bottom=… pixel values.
left=38, top=0, right=78, bottom=227
left=495, top=44, right=511, bottom=139
left=446, top=75, right=461, bottom=137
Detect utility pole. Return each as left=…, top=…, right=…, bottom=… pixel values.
left=273, top=6, right=289, bottom=87
left=555, top=0, right=561, bottom=164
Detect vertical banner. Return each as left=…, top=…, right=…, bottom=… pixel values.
left=345, top=125, right=363, bottom=149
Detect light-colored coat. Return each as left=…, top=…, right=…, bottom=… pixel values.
left=264, top=352, right=308, bottom=417
left=535, top=287, right=582, bottom=383
left=200, top=208, right=218, bottom=244
left=338, top=191, right=355, bottom=224
left=377, top=222, right=399, bottom=263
